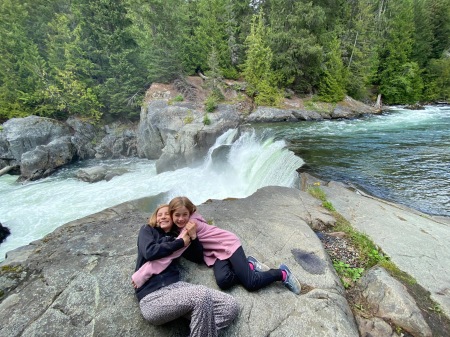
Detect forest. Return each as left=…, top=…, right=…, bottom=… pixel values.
left=0, top=0, right=449, bottom=123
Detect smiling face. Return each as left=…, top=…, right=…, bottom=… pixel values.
left=156, top=206, right=173, bottom=232
left=172, top=206, right=191, bottom=229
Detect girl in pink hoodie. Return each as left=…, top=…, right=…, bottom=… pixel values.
left=132, top=196, right=301, bottom=294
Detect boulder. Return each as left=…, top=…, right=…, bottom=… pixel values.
left=354, top=267, right=432, bottom=337
left=19, top=136, right=76, bottom=181
left=76, top=166, right=108, bottom=183
left=66, top=116, right=101, bottom=160
left=0, top=222, right=11, bottom=244
left=137, top=100, right=240, bottom=173
left=0, top=187, right=359, bottom=337
left=0, top=116, right=73, bottom=171
left=94, top=122, right=137, bottom=159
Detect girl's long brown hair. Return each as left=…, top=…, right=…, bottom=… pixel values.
left=168, top=196, right=196, bottom=216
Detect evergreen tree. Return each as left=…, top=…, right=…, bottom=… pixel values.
left=427, top=0, right=450, bottom=59
left=0, top=0, right=47, bottom=121
left=72, top=0, right=144, bottom=119
left=411, top=0, right=434, bottom=68
left=337, top=0, right=379, bottom=101
left=126, top=0, right=189, bottom=82
left=378, top=0, right=423, bottom=104
left=43, top=13, right=102, bottom=120
left=243, top=11, right=282, bottom=106
left=318, top=35, right=347, bottom=102
left=264, top=0, right=325, bottom=93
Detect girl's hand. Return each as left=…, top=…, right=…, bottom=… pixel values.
left=181, top=231, right=191, bottom=246
left=185, top=221, right=197, bottom=240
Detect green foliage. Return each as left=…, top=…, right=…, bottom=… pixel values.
left=318, top=36, right=346, bottom=102
left=0, top=0, right=449, bottom=122
left=205, top=95, right=218, bottom=112
left=183, top=110, right=194, bottom=124
left=423, top=57, right=450, bottom=101
left=221, top=67, right=240, bottom=80
left=333, top=260, right=364, bottom=288
left=243, top=11, right=283, bottom=106
left=264, top=0, right=325, bottom=92
left=203, top=113, right=211, bottom=125
left=173, top=94, right=184, bottom=102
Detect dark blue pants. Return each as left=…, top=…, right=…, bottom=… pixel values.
left=213, top=246, right=282, bottom=291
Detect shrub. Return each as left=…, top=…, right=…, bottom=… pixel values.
left=203, top=113, right=211, bottom=125
left=205, top=96, right=218, bottom=112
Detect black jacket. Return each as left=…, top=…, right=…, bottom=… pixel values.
left=134, top=225, right=204, bottom=301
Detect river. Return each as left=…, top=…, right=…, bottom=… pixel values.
left=1, top=105, right=448, bottom=261
left=253, top=105, right=450, bottom=217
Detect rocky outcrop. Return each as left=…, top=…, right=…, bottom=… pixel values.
left=94, top=122, right=137, bottom=159
left=0, top=222, right=10, bottom=244
left=0, top=116, right=74, bottom=180
left=137, top=101, right=240, bottom=173
left=354, top=267, right=432, bottom=337
left=19, top=136, right=76, bottom=181
left=66, top=116, right=101, bottom=160
left=1, top=87, right=380, bottom=181
left=75, top=165, right=128, bottom=183
left=245, top=96, right=380, bottom=123
left=0, top=185, right=437, bottom=337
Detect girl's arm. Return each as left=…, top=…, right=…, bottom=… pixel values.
left=132, top=229, right=190, bottom=288
left=182, top=237, right=204, bottom=263
left=138, top=226, right=184, bottom=261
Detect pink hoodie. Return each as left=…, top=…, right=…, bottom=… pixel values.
left=132, top=212, right=241, bottom=288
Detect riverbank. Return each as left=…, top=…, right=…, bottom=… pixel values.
left=1, top=182, right=449, bottom=336
left=313, top=176, right=450, bottom=329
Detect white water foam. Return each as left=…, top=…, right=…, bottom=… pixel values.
left=0, top=128, right=304, bottom=261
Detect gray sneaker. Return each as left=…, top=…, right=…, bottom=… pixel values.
left=280, top=264, right=301, bottom=295
left=247, top=255, right=270, bottom=272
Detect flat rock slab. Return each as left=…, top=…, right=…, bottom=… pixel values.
left=0, top=186, right=358, bottom=337
left=321, top=181, right=450, bottom=319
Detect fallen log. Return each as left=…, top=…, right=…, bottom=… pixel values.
left=0, top=165, right=16, bottom=177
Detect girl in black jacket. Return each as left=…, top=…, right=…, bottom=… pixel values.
left=133, top=204, right=239, bottom=336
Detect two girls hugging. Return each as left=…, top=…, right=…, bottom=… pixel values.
left=132, top=196, right=301, bottom=336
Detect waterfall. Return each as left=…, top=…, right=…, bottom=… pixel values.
left=0, top=128, right=304, bottom=261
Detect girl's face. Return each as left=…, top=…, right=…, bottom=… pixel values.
left=172, top=206, right=190, bottom=228
left=156, top=206, right=172, bottom=232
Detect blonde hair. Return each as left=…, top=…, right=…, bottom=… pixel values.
left=148, top=204, right=170, bottom=227
left=169, top=196, right=196, bottom=216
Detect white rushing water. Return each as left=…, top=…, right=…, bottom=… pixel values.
left=0, top=129, right=304, bottom=261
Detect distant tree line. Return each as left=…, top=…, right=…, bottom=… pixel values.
left=1, top=0, right=449, bottom=122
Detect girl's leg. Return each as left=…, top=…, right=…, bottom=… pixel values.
left=228, top=246, right=282, bottom=291
left=213, top=258, right=238, bottom=290
left=209, top=287, right=240, bottom=330
left=139, top=281, right=237, bottom=336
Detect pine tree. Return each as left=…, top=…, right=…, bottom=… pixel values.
left=264, top=0, right=325, bottom=93
left=378, top=0, right=423, bottom=104
left=243, top=11, right=282, bottom=106
left=318, top=35, right=347, bottom=102
left=0, top=0, right=47, bottom=120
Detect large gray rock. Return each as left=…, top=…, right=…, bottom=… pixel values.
left=66, top=116, right=101, bottom=160
left=0, top=187, right=359, bottom=337
left=136, top=100, right=240, bottom=173
left=354, top=266, right=432, bottom=337
left=94, top=122, right=137, bottom=159
left=19, top=136, right=76, bottom=181
left=0, top=116, right=73, bottom=167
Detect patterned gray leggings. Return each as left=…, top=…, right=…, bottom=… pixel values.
left=139, top=281, right=239, bottom=337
